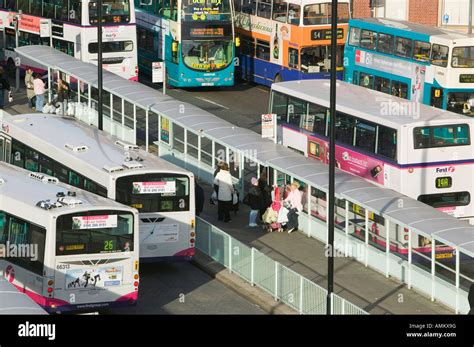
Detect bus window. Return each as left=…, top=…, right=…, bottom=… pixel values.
left=240, top=36, right=255, bottom=56
left=355, top=120, right=376, bottom=153
left=69, top=171, right=84, bottom=188
left=377, top=126, right=397, bottom=161
left=39, top=155, right=54, bottom=176
left=68, top=0, right=81, bottom=23
left=25, top=147, right=39, bottom=171
left=288, top=3, right=300, bottom=25
left=5, top=0, right=16, bottom=10
left=335, top=112, right=355, bottom=146
left=5, top=29, right=16, bottom=51
left=359, top=30, right=376, bottom=50
left=257, top=0, right=271, bottom=18
left=447, top=92, right=474, bottom=115
left=359, top=72, right=374, bottom=89
left=374, top=76, right=390, bottom=94
left=308, top=103, right=327, bottom=136
left=287, top=96, right=306, bottom=127
left=288, top=48, right=299, bottom=69
left=301, top=45, right=343, bottom=73
left=53, top=39, right=75, bottom=57
left=452, top=46, right=474, bottom=68
left=256, top=40, right=270, bottom=61
left=56, top=211, right=134, bottom=255
left=413, top=41, right=431, bottom=62
left=414, top=124, right=470, bottom=149
left=233, top=0, right=242, bottom=12
left=271, top=91, right=288, bottom=121
left=11, top=140, right=25, bottom=168
left=272, top=0, right=288, bottom=22
left=348, top=27, right=360, bottom=46
left=0, top=211, right=6, bottom=243
left=116, top=174, right=190, bottom=213
left=391, top=81, right=408, bottom=99
left=431, top=44, right=449, bottom=67
left=418, top=192, right=470, bottom=208
left=377, top=33, right=394, bottom=54
left=242, top=0, right=256, bottom=14
left=162, top=0, right=178, bottom=20
left=394, top=37, right=412, bottom=58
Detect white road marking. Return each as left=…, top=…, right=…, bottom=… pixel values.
left=195, top=96, right=230, bottom=109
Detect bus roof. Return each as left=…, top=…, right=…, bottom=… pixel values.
left=350, top=17, right=474, bottom=41
left=271, top=79, right=474, bottom=128
left=1, top=114, right=191, bottom=184
left=0, top=162, right=135, bottom=218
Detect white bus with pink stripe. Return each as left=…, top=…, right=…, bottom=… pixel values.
left=0, top=0, right=138, bottom=81
left=270, top=79, right=474, bottom=224
left=0, top=162, right=140, bottom=313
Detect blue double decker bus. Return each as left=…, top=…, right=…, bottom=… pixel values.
left=344, top=18, right=474, bottom=116
left=135, top=0, right=236, bottom=87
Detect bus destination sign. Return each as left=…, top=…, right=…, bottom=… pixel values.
left=459, top=74, right=474, bottom=83
left=311, top=28, right=344, bottom=41
left=190, top=27, right=224, bottom=37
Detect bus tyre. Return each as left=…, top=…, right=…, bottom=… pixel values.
left=274, top=74, right=283, bottom=83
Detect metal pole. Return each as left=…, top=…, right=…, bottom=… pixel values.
left=163, top=62, right=167, bottom=95
left=326, top=0, right=338, bottom=316
left=14, top=12, right=21, bottom=94
left=469, top=0, right=473, bottom=34
left=98, top=0, right=103, bottom=130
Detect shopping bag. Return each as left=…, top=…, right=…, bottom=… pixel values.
left=277, top=206, right=289, bottom=224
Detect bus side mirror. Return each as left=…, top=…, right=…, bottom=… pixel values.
left=235, top=37, right=241, bottom=47
left=172, top=41, right=178, bottom=52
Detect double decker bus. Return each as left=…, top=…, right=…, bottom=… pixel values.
left=0, top=162, right=140, bottom=313
left=270, top=79, right=474, bottom=224
left=344, top=18, right=474, bottom=116
left=233, top=0, right=350, bottom=86
left=0, top=0, right=138, bottom=80
left=135, top=0, right=236, bottom=87
left=0, top=113, right=196, bottom=261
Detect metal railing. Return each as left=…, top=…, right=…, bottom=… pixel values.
left=196, top=217, right=368, bottom=315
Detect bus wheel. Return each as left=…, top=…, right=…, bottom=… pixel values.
left=274, top=74, right=283, bottom=83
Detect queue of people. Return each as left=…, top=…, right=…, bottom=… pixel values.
left=244, top=175, right=303, bottom=234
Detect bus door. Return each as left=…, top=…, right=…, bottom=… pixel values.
left=431, top=87, right=444, bottom=109
left=0, top=133, right=11, bottom=163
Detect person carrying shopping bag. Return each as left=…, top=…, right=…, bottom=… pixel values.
left=283, top=181, right=303, bottom=233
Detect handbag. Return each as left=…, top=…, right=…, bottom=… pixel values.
left=232, top=191, right=239, bottom=205
left=211, top=191, right=218, bottom=205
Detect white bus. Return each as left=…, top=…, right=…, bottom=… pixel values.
left=0, top=0, right=138, bottom=81
left=0, top=162, right=140, bottom=313
left=270, top=80, right=474, bottom=223
left=0, top=113, right=196, bottom=261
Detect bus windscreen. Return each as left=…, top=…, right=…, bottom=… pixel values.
left=56, top=211, right=134, bottom=256
left=116, top=173, right=190, bottom=213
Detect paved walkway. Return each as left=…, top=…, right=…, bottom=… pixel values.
left=4, top=85, right=453, bottom=314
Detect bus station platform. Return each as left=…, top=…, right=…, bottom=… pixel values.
left=2, top=79, right=454, bottom=315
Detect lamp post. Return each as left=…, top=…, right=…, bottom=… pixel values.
left=98, top=0, right=103, bottom=130
left=326, top=0, right=338, bottom=315
left=469, top=0, right=473, bottom=34
left=14, top=10, right=22, bottom=94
